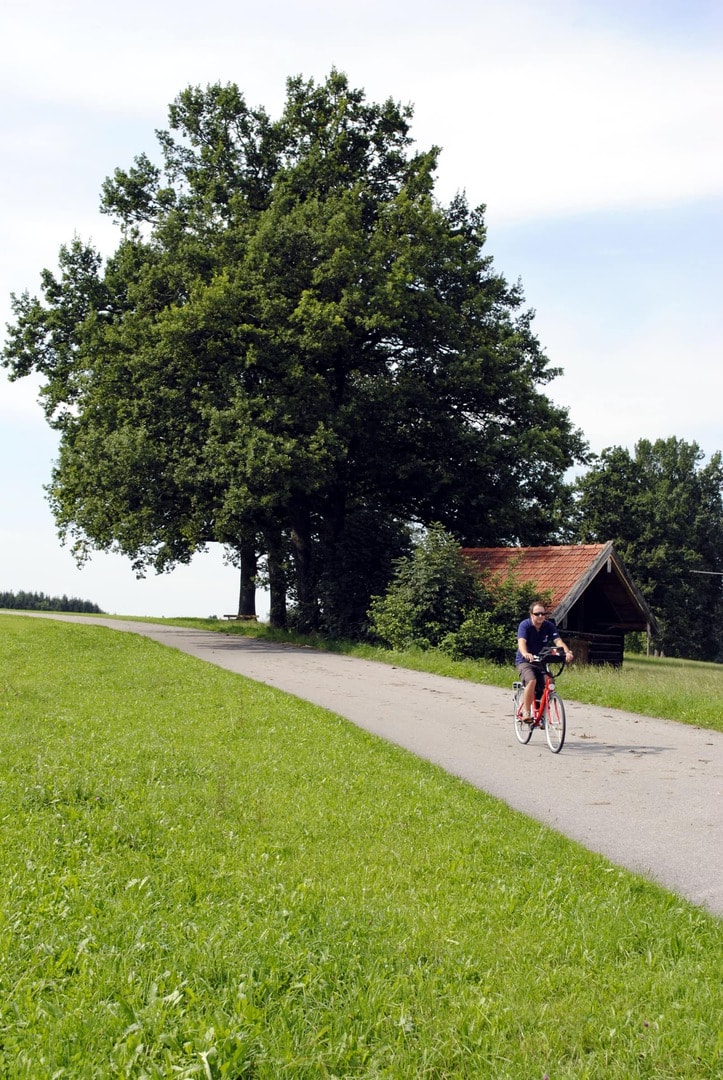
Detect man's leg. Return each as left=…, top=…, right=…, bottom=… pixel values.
left=517, top=663, right=536, bottom=719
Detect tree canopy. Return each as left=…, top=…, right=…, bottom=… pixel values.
left=573, top=437, right=723, bottom=660
left=3, top=71, right=586, bottom=634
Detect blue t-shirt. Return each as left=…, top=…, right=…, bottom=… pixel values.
left=515, top=617, right=559, bottom=664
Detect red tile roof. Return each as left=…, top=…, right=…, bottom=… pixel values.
left=461, top=544, right=611, bottom=613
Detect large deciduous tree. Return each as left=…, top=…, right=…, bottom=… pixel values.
left=573, top=437, right=723, bottom=660
left=3, top=71, right=586, bottom=633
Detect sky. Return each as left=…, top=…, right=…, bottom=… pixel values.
left=1, top=0, right=721, bottom=618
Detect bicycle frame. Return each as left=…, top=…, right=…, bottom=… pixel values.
left=531, top=669, right=555, bottom=727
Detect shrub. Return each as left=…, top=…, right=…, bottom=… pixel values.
left=625, top=631, right=646, bottom=654
left=367, top=525, right=483, bottom=650
left=440, top=609, right=515, bottom=663
left=368, top=526, right=548, bottom=661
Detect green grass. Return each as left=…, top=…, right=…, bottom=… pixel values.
left=1, top=614, right=721, bottom=1078
left=120, top=615, right=723, bottom=733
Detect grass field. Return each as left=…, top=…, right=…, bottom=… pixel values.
left=1, top=614, right=721, bottom=1078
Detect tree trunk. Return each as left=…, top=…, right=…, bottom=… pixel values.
left=290, top=502, right=318, bottom=633
left=263, top=524, right=287, bottom=629
left=237, top=540, right=258, bottom=618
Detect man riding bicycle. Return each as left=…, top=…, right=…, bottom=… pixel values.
left=516, top=600, right=574, bottom=723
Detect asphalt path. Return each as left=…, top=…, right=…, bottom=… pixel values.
left=9, top=613, right=723, bottom=917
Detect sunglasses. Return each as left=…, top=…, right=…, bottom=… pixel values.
left=531, top=611, right=547, bottom=617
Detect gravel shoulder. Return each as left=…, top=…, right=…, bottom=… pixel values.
left=10, top=613, right=723, bottom=916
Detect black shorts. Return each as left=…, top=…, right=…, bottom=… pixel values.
left=516, top=661, right=545, bottom=696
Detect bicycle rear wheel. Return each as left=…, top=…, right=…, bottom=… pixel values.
left=545, top=692, right=566, bottom=753
left=513, top=686, right=533, bottom=744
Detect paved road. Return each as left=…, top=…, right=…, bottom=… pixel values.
left=10, top=614, right=723, bottom=916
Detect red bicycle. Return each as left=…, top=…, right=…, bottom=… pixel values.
left=513, top=646, right=567, bottom=753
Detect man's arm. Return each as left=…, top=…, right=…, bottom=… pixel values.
left=554, top=635, right=574, bottom=663
left=518, top=636, right=534, bottom=662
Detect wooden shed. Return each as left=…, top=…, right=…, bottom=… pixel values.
left=461, top=542, right=658, bottom=666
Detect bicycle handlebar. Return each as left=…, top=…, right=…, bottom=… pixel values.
left=531, top=647, right=566, bottom=662
left=530, top=647, right=567, bottom=675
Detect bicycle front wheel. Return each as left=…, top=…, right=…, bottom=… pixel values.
left=545, top=692, right=566, bottom=753
left=513, top=686, right=533, bottom=744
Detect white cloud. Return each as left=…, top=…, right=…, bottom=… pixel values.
left=411, top=39, right=723, bottom=221
left=0, top=373, right=47, bottom=420
left=540, top=303, right=722, bottom=459
left=2, top=1, right=721, bottom=224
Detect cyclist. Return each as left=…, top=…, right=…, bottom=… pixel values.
left=516, top=600, right=574, bottom=723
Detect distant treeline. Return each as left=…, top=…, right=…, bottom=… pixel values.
left=0, top=590, right=104, bottom=614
